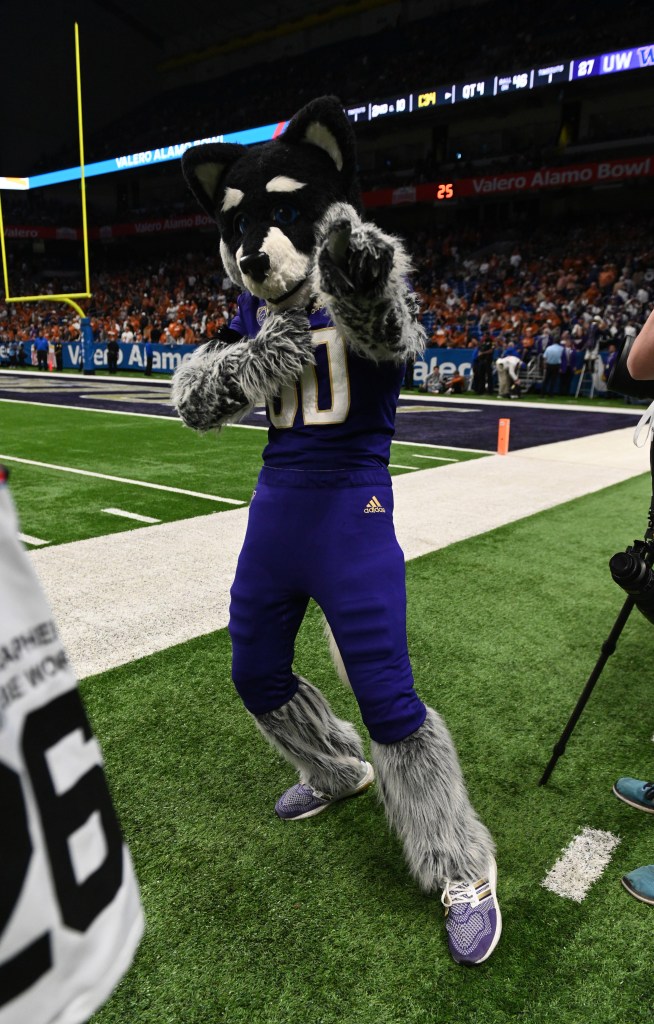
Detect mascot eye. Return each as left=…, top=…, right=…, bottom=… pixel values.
left=272, top=205, right=299, bottom=227
left=234, top=213, right=250, bottom=235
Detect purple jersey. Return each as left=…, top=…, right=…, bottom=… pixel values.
left=229, top=292, right=404, bottom=470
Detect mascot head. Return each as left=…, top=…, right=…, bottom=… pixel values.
left=181, top=96, right=361, bottom=308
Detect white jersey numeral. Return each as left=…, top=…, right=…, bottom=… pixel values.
left=268, top=328, right=350, bottom=429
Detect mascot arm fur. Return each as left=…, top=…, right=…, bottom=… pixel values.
left=171, top=309, right=315, bottom=433
left=313, top=202, right=426, bottom=365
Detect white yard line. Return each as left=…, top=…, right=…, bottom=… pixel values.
left=541, top=827, right=621, bottom=902
left=0, top=397, right=269, bottom=429
left=413, top=454, right=458, bottom=462
left=401, top=393, right=644, bottom=416
left=102, top=508, right=161, bottom=524
left=0, top=397, right=174, bottom=421
left=0, top=454, right=245, bottom=505
left=19, top=533, right=50, bottom=547
left=389, top=463, right=419, bottom=470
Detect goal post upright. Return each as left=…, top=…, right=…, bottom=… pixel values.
left=0, top=22, right=96, bottom=373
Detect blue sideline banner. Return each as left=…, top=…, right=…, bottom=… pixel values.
left=60, top=343, right=475, bottom=378
left=62, top=341, right=194, bottom=374
left=413, top=349, right=474, bottom=384
left=58, top=343, right=607, bottom=381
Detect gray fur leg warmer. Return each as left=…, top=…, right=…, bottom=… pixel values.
left=372, top=708, right=495, bottom=892
left=253, top=677, right=366, bottom=794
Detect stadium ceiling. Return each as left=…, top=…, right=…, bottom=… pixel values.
left=93, top=0, right=393, bottom=70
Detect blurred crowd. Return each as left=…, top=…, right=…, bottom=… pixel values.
left=1, top=217, right=653, bottom=373
left=411, top=217, right=654, bottom=359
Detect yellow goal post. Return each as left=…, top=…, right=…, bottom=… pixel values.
left=0, top=23, right=94, bottom=365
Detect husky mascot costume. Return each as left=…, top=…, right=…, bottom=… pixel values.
left=172, top=96, right=501, bottom=965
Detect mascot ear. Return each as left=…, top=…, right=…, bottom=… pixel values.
left=282, top=95, right=357, bottom=192
left=181, top=142, right=246, bottom=219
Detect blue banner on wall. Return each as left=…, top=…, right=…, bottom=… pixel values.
left=413, top=349, right=474, bottom=384
left=62, top=341, right=195, bottom=373
left=61, top=342, right=475, bottom=378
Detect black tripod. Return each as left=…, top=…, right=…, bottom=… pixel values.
left=539, top=435, right=654, bottom=785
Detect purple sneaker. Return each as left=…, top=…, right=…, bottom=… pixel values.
left=441, top=857, right=502, bottom=965
left=275, top=761, right=374, bottom=820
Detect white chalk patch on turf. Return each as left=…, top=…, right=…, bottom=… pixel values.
left=102, top=508, right=160, bottom=524
left=541, top=827, right=621, bottom=902
left=0, top=454, right=245, bottom=505
left=19, top=533, right=50, bottom=546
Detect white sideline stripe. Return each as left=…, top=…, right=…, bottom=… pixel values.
left=413, top=454, right=458, bottom=462
left=389, top=463, right=419, bottom=470
left=102, top=508, right=161, bottom=524
left=541, top=827, right=621, bottom=902
left=0, top=398, right=270, bottom=429
left=0, top=454, right=245, bottom=505
left=19, top=533, right=50, bottom=547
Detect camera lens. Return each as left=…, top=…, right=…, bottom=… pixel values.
left=610, top=549, right=654, bottom=623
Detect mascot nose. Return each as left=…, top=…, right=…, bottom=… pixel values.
left=239, top=252, right=270, bottom=282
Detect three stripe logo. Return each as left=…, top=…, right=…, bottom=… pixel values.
left=364, top=495, right=386, bottom=514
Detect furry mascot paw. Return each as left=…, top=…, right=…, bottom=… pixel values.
left=317, top=205, right=395, bottom=298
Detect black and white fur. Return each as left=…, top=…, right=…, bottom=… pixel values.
left=172, top=96, right=494, bottom=895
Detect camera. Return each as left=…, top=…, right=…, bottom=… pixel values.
left=610, top=540, right=654, bottom=624
left=607, top=335, right=654, bottom=400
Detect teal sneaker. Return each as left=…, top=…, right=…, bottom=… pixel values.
left=613, top=777, right=654, bottom=813
left=622, top=866, right=654, bottom=905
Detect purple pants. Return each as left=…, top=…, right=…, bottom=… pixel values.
left=229, top=466, right=427, bottom=744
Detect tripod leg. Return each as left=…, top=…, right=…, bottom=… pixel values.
left=539, top=595, right=635, bottom=785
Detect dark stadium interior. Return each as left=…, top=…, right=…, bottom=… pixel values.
left=3, top=0, right=654, bottom=390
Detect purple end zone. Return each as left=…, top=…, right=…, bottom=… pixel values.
left=0, top=376, right=644, bottom=450
left=393, top=397, right=642, bottom=450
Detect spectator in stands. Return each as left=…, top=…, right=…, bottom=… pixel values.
left=144, top=337, right=154, bottom=376
left=542, top=336, right=564, bottom=397
left=472, top=333, right=494, bottom=394
left=107, top=337, right=120, bottom=374
left=559, top=335, right=575, bottom=396
left=420, top=364, right=442, bottom=393
left=33, top=333, right=49, bottom=372
left=495, top=354, right=523, bottom=399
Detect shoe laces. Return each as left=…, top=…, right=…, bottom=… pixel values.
left=441, top=877, right=488, bottom=911
left=644, top=782, right=654, bottom=801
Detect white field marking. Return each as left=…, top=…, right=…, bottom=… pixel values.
left=413, top=454, right=458, bottom=462
left=541, top=827, right=621, bottom=902
left=102, top=508, right=161, bottom=524
left=19, top=533, right=50, bottom=546
left=392, top=437, right=490, bottom=454
left=0, top=455, right=246, bottom=505
left=389, top=463, right=419, bottom=470
left=0, top=398, right=270, bottom=429
left=402, top=393, right=642, bottom=416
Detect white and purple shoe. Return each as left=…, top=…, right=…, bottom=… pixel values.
left=441, top=857, right=502, bottom=965
left=275, top=761, right=375, bottom=820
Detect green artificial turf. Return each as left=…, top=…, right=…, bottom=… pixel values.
left=1, top=402, right=486, bottom=544
left=81, top=472, right=654, bottom=1024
